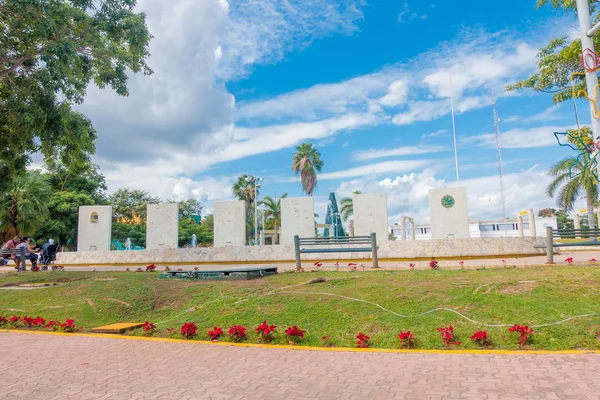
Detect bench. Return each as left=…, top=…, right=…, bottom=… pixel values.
left=0, top=247, right=26, bottom=270
left=294, top=233, right=379, bottom=269
left=535, top=227, right=600, bottom=263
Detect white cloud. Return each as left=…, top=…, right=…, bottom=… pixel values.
left=421, top=129, right=448, bottom=139
left=378, top=80, right=409, bottom=107
left=503, top=105, right=565, bottom=124
left=465, top=125, right=575, bottom=149
left=354, top=145, right=446, bottom=160
left=319, top=159, right=433, bottom=180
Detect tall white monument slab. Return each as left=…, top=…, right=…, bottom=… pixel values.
left=429, top=187, right=469, bottom=239
left=214, top=201, right=246, bottom=247
left=146, top=203, right=179, bottom=250
left=77, top=206, right=112, bottom=251
left=281, top=197, right=315, bottom=245
left=353, top=193, right=388, bottom=243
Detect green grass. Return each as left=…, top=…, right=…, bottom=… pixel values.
left=1, top=266, right=600, bottom=350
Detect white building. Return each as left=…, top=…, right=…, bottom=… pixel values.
left=390, top=217, right=558, bottom=240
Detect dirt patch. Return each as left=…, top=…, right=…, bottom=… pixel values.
left=104, top=298, right=132, bottom=307
left=497, top=281, right=537, bottom=294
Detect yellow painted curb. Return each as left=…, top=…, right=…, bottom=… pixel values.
left=2, top=329, right=600, bottom=355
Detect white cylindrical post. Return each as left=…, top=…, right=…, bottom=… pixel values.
left=576, top=0, right=600, bottom=180
left=400, top=216, right=407, bottom=241
left=409, top=218, right=416, bottom=241
left=517, top=216, right=524, bottom=237
left=529, top=208, right=537, bottom=238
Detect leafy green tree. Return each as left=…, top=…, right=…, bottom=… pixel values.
left=232, top=174, right=260, bottom=212
left=292, top=143, right=324, bottom=196
left=259, top=193, right=288, bottom=244
left=340, top=190, right=362, bottom=222
left=178, top=219, right=213, bottom=247
left=0, top=0, right=152, bottom=182
left=0, top=170, right=52, bottom=240
left=176, top=199, right=203, bottom=221
left=112, top=223, right=146, bottom=248
left=546, top=156, right=598, bottom=230
left=109, top=189, right=160, bottom=224
left=538, top=208, right=557, bottom=218
left=506, top=1, right=599, bottom=103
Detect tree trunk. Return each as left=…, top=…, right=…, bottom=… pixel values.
left=586, top=194, right=596, bottom=241
left=274, top=224, right=279, bottom=245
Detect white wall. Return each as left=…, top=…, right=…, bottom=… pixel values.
left=77, top=206, right=112, bottom=251
left=214, top=201, right=246, bottom=247
left=146, top=203, right=179, bottom=250
left=429, top=187, right=470, bottom=239
left=280, top=197, right=315, bottom=244
left=353, top=193, right=388, bottom=243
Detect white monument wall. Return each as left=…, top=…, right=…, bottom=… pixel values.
left=280, top=197, right=315, bottom=245
left=146, top=203, right=179, bottom=250
left=429, top=187, right=470, bottom=239
left=214, top=201, right=246, bottom=247
left=77, top=205, right=112, bottom=251
left=353, top=193, right=388, bottom=243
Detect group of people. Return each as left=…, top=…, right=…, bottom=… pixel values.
left=1, top=236, right=55, bottom=271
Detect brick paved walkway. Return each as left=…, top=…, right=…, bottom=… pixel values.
left=1, top=332, right=599, bottom=400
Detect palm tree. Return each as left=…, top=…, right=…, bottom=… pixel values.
left=292, top=143, right=323, bottom=196
left=340, top=190, right=362, bottom=236
left=0, top=171, right=52, bottom=240
left=259, top=193, right=288, bottom=244
left=232, top=174, right=260, bottom=213
left=546, top=155, right=598, bottom=232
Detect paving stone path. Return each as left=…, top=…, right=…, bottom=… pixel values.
left=1, top=332, right=599, bottom=399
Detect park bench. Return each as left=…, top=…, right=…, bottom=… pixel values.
left=293, top=233, right=379, bottom=269
left=0, top=246, right=26, bottom=270
left=535, top=227, right=600, bottom=263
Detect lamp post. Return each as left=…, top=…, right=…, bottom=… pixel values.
left=246, top=176, right=263, bottom=246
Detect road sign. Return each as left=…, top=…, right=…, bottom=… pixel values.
left=519, top=211, right=528, bottom=216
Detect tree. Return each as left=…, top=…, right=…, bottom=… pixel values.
left=292, top=143, right=324, bottom=196
left=0, top=0, right=152, bottom=181
left=174, top=199, right=203, bottom=221
left=232, top=174, right=260, bottom=212
left=259, top=193, right=288, bottom=245
left=506, top=1, right=599, bottom=104
left=340, top=190, right=362, bottom=221
left=546, top=156, right=598, bottom=231
left=178, top=219, right=213, bottom=247
left=0, top=170, right=52, bottom=240
left=109, top=189, right=160, bottom=224
left=538, top=208, right=557, bottom=218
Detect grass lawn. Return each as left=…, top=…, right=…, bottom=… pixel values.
left=1, top=266, right=599, bottom=350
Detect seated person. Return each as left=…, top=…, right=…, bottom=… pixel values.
left=15, top=237, right=39, bottom=271
left=2, top=236, right=21, bottom=267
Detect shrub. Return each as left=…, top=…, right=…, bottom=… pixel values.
left=429, top=260, right=439, bottom=269
left=181, top=322, right=198, bottom=339
left=45, top=320, right=61, bottom=330
left=227, top=325, right=247, bottom=342
left=285, top=326, right=306, bottom=343
left=142, top=321, right=156, bottom=335
left=356, top=332, right=370, bottom=348
left=438, top=325, right=461, bottom=346
left=508, top=324, right=533, bottom=346
left=255, top=320, right=277, bottom=342
left=146, top=264, right=157, bottom=272
left=565, top=257, right=573, bottom=264
left=207, top=327, right=224, bottom=341
left=61, top=319, right=78, bottom=333
left=398, top=330, right=415, bottom=348
left=32, top=316, right=46, bottom=327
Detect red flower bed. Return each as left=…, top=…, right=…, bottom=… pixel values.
left=142, top=321, right=156, bottom=335
left=146, top=264, right=157, bottom=272
left=228, top=325, right=247, bottom=342
left=470, top=330, right=491, bottom=346
left=207, top=327, right=224, bottom=341
left=181, top=322, right=197, bottom=339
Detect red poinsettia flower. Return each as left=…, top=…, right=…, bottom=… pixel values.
left=470, top=331, right=491, bottom=346
left=429, top=260, right=439, bottom=269
left=255, top=320, right=277, bottom=341
left=565, top=257, right=574, bottom=264
left=181, top=322, right=197, bottom=339
left=142, top=321, right=156, bottom=333
left=285, top=325, right=306, bottom=340
left=313, top=261, right=323, bottom=268
left=45, top=320, right=61, bottom=330
left=459, top=261, right=465, bottom=267
left=8, top=315, right=20, bottom=324
left=61, top=319, right=76, bottom=332
left=32, top=316, right=46, bottom=326
left=146, top=264, right=156, bottom=272
left=227, top=325, right=247, bottom=342
left=21, top=316, right=34, bottom=327
left=409, top=263, right=415, bottom=269
left=207, top=327, right=224, bottom=341
left=398, top=330, right=415, bottom=348
left=0, top=316, right=7, bottom=325
left=508, top=324, right=534, bottom=346
left=438, top=325, right=461, bottom=346
left=356, top=332, right=370, bottom=348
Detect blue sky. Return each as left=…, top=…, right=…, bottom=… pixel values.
left=77, top=0, right=588, bottom=224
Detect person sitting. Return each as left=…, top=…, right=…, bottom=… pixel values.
left=39, top=239, right=57, bottom=268
left=15, top=237, right=39, bottom=271
left=2, top=236, right=21, bottom=267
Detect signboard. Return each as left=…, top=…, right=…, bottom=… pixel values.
left=579, top=209, right=588, bottom=215
left=519, top=211, right=528, bottom=216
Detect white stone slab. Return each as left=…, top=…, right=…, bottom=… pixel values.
left=353, top=193, right=388, bottom=243
left=280, top=197, right=315, bottom=244
left=146, top=203, right=179, bottom=250
left=214, top=201, right=246, bottom=247
left=429, top=187, right=470, bottom=239
left=77, top=206, right=112, bottom=251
